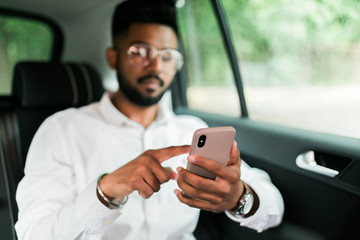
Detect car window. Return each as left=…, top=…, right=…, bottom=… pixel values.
left=177, top=0, right=241, bottom=117
left=222, top=0, right=360, bottom=139
left=0, top=14, right=55, bottom=95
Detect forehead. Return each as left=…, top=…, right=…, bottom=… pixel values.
left=121, top=23, right=178, bottom=49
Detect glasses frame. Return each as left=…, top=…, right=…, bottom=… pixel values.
left=126, top=43, right=184, bottom=73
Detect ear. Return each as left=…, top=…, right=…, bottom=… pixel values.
left=106, top=47, right=117, bottom=70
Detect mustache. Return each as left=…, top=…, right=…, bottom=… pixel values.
left=137, top=75, right=164, bottom=87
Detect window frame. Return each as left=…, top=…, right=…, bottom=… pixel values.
left=172, top=0, right=247, bottom=117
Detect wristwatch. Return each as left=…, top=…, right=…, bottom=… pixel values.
left=234, top=183, right=254, bottom=217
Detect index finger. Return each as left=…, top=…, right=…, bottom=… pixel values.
left=148, top=145, right=190, bottom=163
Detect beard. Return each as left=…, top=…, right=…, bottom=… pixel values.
left=116, top=69, right=170, bottom=107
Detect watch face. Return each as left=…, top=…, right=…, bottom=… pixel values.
left=243, top=193, right=254, bottom=215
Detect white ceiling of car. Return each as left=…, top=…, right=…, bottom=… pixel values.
left=0, top=0, right=124, bottom=17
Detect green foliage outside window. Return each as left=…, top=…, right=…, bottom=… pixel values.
left=0, top=15, right=52, bottom=95
left=178, top=0, right=360, bottom=87
left=223, top=0, right=360, bottom=87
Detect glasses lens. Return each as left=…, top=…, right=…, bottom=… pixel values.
left=166, top=49, right=183, bottom=71
left=127, top=44, right=148, bottom=65
left=160, top=49, right=173, bottom=62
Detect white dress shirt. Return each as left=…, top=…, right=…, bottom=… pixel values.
left=15, top=92, right=284, bottom=240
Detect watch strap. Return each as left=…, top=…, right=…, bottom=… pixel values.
left=234, top=183, right=253, bottom=217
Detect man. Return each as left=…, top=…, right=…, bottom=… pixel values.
left=15, top=0, right=284, bottom=239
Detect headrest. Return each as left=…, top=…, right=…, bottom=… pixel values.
left=12, top=62, right=104, bottom=108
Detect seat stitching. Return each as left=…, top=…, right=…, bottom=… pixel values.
left=20, top=67, right=27, bottom=106
left=63, top=64, right=79, bottom=106
left=78, top=64, right=93, bottom=104
left=0, top=117, right=17, bottom=240
left=10, top=112, right=23, bottom=173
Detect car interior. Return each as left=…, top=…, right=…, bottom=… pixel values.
left=1, top=0, right=360, bottom=239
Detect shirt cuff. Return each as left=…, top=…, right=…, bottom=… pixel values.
left=75, top=179, right=123, bottom=234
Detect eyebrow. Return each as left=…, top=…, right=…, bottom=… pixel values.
left=129, top=41, right=149, bottom=46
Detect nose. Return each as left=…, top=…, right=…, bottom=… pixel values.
left=146, top=54, right=162, bottom=73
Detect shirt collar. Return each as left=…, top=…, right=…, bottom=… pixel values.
left=98, top=92, right=175, bottom=128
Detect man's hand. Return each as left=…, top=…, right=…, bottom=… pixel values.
left=99, top=145, right=190, bottom=200
left=175, top=141, right=244, bottom=212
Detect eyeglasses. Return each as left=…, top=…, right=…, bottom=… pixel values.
left=127, top=43, right=184, bottom=73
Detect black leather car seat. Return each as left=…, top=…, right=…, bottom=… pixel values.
left=0, top=61, right=104, bottom=239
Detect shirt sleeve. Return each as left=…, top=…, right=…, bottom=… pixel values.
left=15, top=117, right=122, bottom=240
left=225, top=161, right=284, bottom=232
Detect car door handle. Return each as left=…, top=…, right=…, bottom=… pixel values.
left=296, top=150, right=339, bottom=178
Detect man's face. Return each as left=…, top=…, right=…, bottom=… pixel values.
left=114, top=23, right=179, bottom=107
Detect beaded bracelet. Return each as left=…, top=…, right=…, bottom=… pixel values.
left=97, top=173, right=128, bottom=209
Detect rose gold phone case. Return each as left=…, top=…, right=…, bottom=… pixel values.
left=186, top=126, right=236, bottom=179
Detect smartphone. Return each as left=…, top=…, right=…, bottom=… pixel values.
left=186, top=126, right=236, bottom=180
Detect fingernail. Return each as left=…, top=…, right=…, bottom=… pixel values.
left=188, top=155, right=196, bottom=163
left=176, top=167, right=182, bottom=174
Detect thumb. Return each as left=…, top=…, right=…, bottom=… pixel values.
left=228, top=141, right=241, bottom=167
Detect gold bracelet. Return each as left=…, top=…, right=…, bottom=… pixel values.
left=97, top=173, right=128, bottom=209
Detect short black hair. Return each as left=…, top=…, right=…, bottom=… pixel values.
left=111, top=0, right=178, bottom=41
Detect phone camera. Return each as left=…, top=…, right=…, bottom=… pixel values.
left=197, top=135, right=206, bottom=148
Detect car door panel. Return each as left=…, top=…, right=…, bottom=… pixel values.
left=176, top=108, right=360, bottom=239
